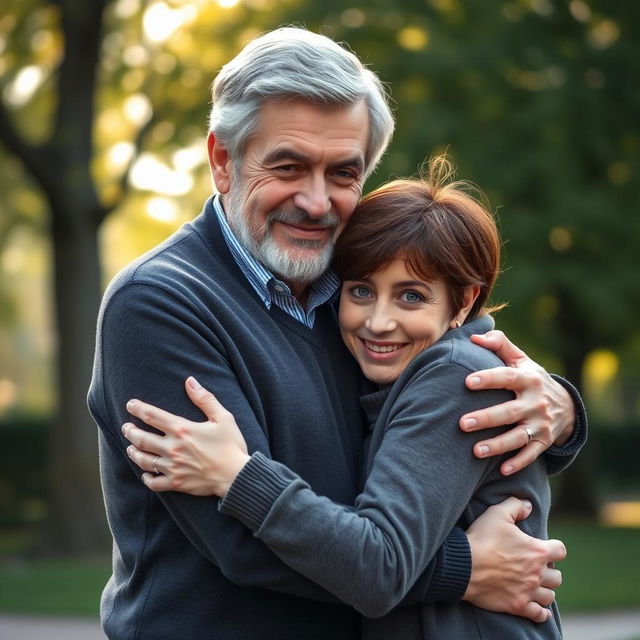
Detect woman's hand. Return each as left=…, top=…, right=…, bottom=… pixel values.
left=460, top=330, right=575, bottom=475
left=122, top=376, right=250, bottom=497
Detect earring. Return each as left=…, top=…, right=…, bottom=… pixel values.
left=455, top=320, right=461, bottom=328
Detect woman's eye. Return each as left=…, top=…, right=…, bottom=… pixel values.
left=400, top=290, right=425, bottom=303
left=351, top=285, right=373, bottom=299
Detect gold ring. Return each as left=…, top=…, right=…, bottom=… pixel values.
left=152, top=455, right=161, bottom=474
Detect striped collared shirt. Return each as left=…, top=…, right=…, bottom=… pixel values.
left=212, top=195, right=340, bottom=328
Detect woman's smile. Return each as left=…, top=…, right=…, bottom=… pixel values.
left=339, top=259, right=455, bottom=386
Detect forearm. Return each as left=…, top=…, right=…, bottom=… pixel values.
left=221, top=370, right=503, bottom=616
left=221, top=452, right=451, bottom=617
left=397, top=526, right=471, bottom=604
left=223, top=456, right=471, bottom=608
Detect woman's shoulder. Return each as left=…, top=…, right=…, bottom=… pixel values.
left=410, top=315, right=502, bottom=375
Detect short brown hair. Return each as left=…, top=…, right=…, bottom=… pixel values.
left=332, top=155, right=506, bottom=321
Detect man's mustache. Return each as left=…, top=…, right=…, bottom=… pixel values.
left=269, top=209, right=340, bottom=229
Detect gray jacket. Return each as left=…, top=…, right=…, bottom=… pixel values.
left=220, top=316, right=570, bottom=638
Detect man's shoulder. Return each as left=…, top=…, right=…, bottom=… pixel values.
left=105, top=213, right=231, bottom=300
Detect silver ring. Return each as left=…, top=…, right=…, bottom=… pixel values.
left=523, top=427, right=534, bottom=443
left=152, top=455, right=161, bottom=474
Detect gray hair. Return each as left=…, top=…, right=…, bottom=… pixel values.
left=208, top=27, right=395, bottom=179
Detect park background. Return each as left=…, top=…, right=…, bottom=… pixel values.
left=0, top=0, right=638, bottom=625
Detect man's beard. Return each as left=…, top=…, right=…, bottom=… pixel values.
left=225, top=188, right=340, bottom=284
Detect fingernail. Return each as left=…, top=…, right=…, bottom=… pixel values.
left=477, top=445, right=489, bottom=456
left=468, top=376, right=481, bottom=388
left=122, top=424, right=128, bottom=436
left=463, top=417, right=477, bottom=429
left=126, top=445, right=133, bottom=458
left=127, top=399, right=137, bottom=411
left=503, top=464, right=514, bottom=475
left=522, top=499, right=532, bottom=510
left=187, top=376, right=201, bottom=390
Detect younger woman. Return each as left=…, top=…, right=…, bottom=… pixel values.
left=125, top=157, right=563, bottom=638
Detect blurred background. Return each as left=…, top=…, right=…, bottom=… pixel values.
left=0, top=0, right=638, bottom=625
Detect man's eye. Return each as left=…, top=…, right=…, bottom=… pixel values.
left=333, top=169, right=358, bottom=183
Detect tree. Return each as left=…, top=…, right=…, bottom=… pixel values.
left=0, top=0, right=295, bottom=552
left=1, top=0, right=114, bottom=552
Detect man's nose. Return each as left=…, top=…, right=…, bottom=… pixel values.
left=294, top=176, right=331, bottom=219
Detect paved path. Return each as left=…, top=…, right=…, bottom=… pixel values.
left=0, top=610, right=639, bottom=639
left=0, top=614, right=105, bottom=639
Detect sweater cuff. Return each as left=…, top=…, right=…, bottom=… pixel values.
left=545, top=375, right=588, bottom=475
left=424, top=527, right=472, bottom=602
left=219, top=452, right=292, bottom=531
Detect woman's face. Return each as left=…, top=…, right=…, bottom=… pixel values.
left=339, top=259, right=455, bottom=385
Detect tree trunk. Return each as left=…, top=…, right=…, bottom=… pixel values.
left=44, top=206, right=111, bottom=553
left=36, top=0, right=112, bottom=554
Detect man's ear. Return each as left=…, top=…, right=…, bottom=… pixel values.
left=207, top=131, right=231, bottom=194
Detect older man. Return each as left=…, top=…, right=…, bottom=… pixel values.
left=89, top=27, right=585, bottom=640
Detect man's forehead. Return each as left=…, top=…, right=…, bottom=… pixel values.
left=251, top=99, right=369, bottom=160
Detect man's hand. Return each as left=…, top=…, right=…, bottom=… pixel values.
left=460, top=330, right=576, bottom=475
left=464, top=497, right=565, bottom=622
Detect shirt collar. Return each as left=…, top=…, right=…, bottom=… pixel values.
left=212, top=195, right=340, bottom=325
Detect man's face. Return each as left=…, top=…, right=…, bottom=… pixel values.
left=219, top=100, right=369, bottom=290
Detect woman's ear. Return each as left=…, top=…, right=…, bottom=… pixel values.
left=207, top=131, right=231, bottom=194
left=450, top=284, right=481, bottom=328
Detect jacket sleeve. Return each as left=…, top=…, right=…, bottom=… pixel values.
left=220, top=361, right=512, bottom=617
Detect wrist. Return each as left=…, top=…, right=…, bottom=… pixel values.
left=216, top=452, right=251, bottom=497
left=462, top=531, right=488, bottom=602
left=552, top=385, right=574, bottom=446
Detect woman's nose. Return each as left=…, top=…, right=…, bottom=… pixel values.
left=365, top=310, right=396, bottom=334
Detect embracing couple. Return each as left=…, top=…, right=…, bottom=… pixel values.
left=89, top=27, right=586, bottom=640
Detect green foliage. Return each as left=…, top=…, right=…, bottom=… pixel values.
left=2, top=0, right=639, bottom=541
left=0, top=415, right=49, bottom=528
left=591, top=422, right=640, bottom=491
left=3, top=0, right=639, bottom=396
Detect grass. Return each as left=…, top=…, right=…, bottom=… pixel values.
left=0, top=556, right=110, bottom=616
left=549, top=519, right=640, bottom=612
left=0, top=520, right=638, bottom=616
